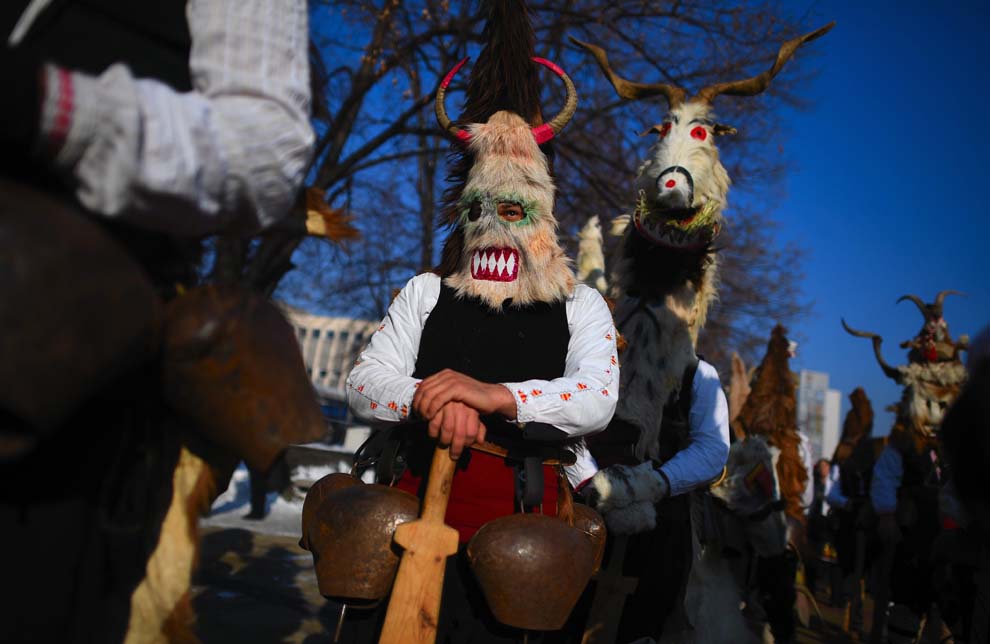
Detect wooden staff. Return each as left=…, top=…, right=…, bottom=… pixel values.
left=581, top=535, right=638, bottom=644
left=379, top=445, right=459, bottom=644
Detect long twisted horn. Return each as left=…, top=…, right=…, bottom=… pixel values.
left=842, top=318, right=902, bottom=383
left=435, top=57, right=472, bottom=143
left=568, top=36, right=687, bottom=108
left=694, top=22, right=835, bottom=105
left=934, top=290, right=965, bottom=314
left=435, top=57, right=578, bottom=145
left=530, top=57, right=578, bottom=144
left=896, top=294, right=928, bottom=317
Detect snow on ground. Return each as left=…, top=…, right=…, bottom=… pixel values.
left=201, top=455, right=374, bottom=538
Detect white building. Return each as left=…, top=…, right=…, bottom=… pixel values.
left=280, top=305, right=378, bottom=393
left=279, top=304, right=379, bottom=443
left=797, top=369, right=841, bottom=463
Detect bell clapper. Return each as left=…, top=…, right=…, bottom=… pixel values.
left=333, top=603, right=347, bottom=643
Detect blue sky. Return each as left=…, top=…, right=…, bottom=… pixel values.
left=772, top=0, right=989, bottom=434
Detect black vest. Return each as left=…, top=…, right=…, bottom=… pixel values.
left=391, top=283, right=572, bottom=478
left=414, top=283, right=570, bottom=444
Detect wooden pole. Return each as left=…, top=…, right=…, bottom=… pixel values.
left=379, top=445, right=460, bottom=644
left=581, top=535, right=638, bottom=644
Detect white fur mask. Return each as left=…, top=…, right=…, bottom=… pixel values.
left=445, top=111, right=574, bottom=310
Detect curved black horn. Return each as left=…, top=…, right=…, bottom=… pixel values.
left=896, top=294, right=927, bottom=317
left=934, top=289, right=965, bottom=314
left=842, top=318, right=902, bottom=383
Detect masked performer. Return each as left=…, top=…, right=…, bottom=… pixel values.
left=844, top=290, right=968, bottom=644
left=569, top=23, right=831, bottom=642
left=0, top=1, right=319, bottom=641
left=344, top=2, right=616, bottom=641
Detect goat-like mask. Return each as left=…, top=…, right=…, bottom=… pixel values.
left=571, top=22, right=833, bottom=251
left=843, top=290, right=969, bottom=441
left=633, top=102, right=730, bottom=250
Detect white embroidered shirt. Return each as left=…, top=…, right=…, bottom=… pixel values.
left=26, top=0, right=313, bottom=236
left=345, top=272, right=619, bottom=487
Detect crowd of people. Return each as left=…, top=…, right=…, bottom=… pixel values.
left=2, top=0, right=988, bottom=643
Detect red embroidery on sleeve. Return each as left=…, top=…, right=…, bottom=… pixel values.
left=370, top=402, right=378, bottom=410
left=576, top=383, right=588, bottom=390
left=517, top=390, right=528, bottom=404
left=560, top=393, right=572, bottom=401
left=387, top=401, right=398, bottom=411
left=530, top=389, right=543, bottom=397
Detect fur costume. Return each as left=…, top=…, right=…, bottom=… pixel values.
left=843, top=291, right=970, bottom=643
left=843, top=290, right=969, bottom=454
left=571, top=21, right=833, bottom=644
left=832, top=387, right=874, bottom=464
left=444, top=110, right=575, bottom=310
left=734, top=324, right=808, bottom=526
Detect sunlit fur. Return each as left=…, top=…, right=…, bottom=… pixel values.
left=634, top=103, right=731, bottom=219
left=125, top=445, right=219, bottom=643
left=576, top=215, right=608, bottom=295
left=610, top=102, right=730, bottom=338
left=894, top=361, right=967, bottom=442
left=446, top=111, right=574, bottom=310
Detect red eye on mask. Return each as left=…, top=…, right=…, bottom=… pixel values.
left=659, top=123, right=672, bottom=138
left=690, top=126, right=708, bottom=141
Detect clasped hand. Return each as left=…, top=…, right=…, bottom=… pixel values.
left=412, top=369, right=516, bottom=460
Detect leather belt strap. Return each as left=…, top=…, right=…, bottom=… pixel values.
left=470, top=440, right=576, bottom=466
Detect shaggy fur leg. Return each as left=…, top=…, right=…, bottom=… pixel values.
left=125, top=446, right=214, bottom=644
left=604, top=501, right=657, bottom=535
left=586, top=462, right=668, bottom=513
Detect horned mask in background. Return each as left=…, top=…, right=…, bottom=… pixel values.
left=571, top=23, right=833, bottom=253
left=436, top=55, right=577, bottom=311
left=843, top=290, right=969, bottom=442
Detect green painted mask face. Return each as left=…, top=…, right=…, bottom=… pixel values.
left=458, top=191, right=540, bottom=229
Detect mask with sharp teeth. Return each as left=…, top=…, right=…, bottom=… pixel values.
left=435, top=57, right=578, bottom=311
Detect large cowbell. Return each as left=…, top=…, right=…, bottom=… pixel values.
left=300, top=472, right=419, bottom=603
left=467, top=507, right=604, bottom=631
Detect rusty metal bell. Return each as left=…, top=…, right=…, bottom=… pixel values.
left=302, top=482, right=419, bottom=603
left=572, top=504, right=607, bottom=574
left=467, top=513, right=596, bottom=631
left=0, top=180, right=162, bottom=459
left=161, top=285, right=326, bottom=473
left=299, top=472, right=361, bottom=551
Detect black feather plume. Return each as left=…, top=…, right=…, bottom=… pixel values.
left=435, top=0, right=552, bottom=276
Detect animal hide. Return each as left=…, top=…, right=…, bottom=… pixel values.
left=832, top=387, right=873, bottom=464
left=124, top=445, right=223, bottom=643
left=611, top=296, right=696, bottom=462
left=734, top=325, right=808, bottom=525
left=444, top=111, right=574, bottom=310
left=576, top=215, right=608, bottom=295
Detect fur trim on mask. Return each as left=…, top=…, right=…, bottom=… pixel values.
left=445, top=111, right=574, bottom=310
left=711, top=436, right=780, bottom=517
left=586, top=461, right=668, bottom=513
left=602, top=500, right=656, bottom=536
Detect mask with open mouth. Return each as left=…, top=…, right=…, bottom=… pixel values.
left=444, top=112, right=574, bottom=310
left=630, top=102, right=729, bottom=251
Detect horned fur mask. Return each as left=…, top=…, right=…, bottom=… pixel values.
left=437, top=57, right=578, bottom=311
left=843, top=290, right=969, bottom=444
